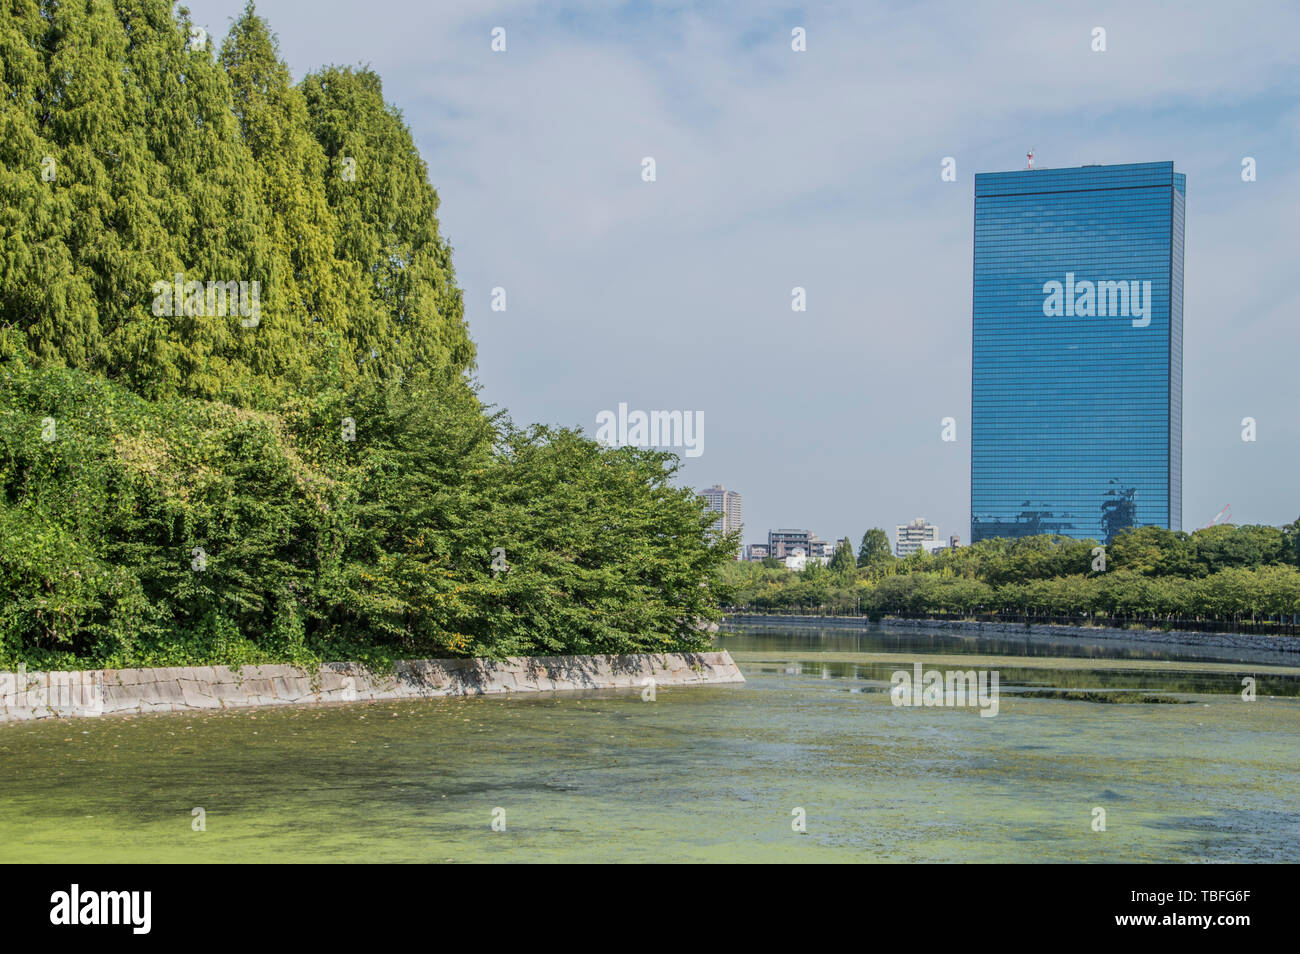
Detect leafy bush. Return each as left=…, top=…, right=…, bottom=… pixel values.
left=0, top=365, right=729, bottom=669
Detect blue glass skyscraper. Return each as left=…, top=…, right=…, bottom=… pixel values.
left=971, top=162, right=1184, bottom=544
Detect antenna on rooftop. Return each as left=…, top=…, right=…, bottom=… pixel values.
left=1027, top=148, right=1035, bottom=170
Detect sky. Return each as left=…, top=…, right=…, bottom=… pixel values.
left=184, top=0, right=1300, bottom=549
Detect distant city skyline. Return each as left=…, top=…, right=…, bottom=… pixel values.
left=183, top=0, right=1300, bottom=543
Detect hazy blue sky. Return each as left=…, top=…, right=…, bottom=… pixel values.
left=186, top=0, right=1300, bottom=548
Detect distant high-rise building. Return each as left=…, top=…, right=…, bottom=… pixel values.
left=896, top=517, right=939, bottom=557
left=971, top=161, right=1185, bottom=544
left=700, top=485, right=743, bottom=542
left=767, top=528, right=829, bottom=560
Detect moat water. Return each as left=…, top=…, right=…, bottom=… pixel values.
left=1, top=625, right=1297, bottom=862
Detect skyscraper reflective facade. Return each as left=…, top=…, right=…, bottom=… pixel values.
left=971, top=162, right=1184, bottom=544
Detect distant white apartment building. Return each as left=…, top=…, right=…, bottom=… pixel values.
left=895, top=517, right=939, bottom=557
left=700, top=484, right=743, bottom=541
left=783, top=547, right=831, bottom=571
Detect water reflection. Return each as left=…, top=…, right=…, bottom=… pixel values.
left=742, top=656, right=1298, bottom=698
left=723, top=621, right=1299, bottom=666
left=720, top=626, right=1300, bottom=697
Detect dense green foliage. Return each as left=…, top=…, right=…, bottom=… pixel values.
left=0, top=361, right=727, bottom=669
left=0, top=2, right=729, bottom=669
left=724, top=525, right=1300, bottom=627
left=0, top=0, right=471, bottom=402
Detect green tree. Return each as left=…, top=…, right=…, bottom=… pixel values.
left=857, top=528, right=892, bottom=568
left=1191, top=524, right=1287, bottom=575
left=829, top=536, right=856, bottom=574
left=300, top=64, right=473, bottom=384
left=1110, top=526, right=1193, bottom=576
left=218, top=3, right=350, bottom=398
left=1282, top=516, right=1300, bottom=569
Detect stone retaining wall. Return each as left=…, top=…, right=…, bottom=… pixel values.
left=0, top=651, right=744, bottom=723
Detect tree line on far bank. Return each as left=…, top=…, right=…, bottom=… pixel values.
left=722, top=523, right=1300, bottom=627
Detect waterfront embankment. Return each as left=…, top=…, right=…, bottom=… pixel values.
left=0, top=652, right=743, bottom=723
left=723, top=613, right=1300, bottom=657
